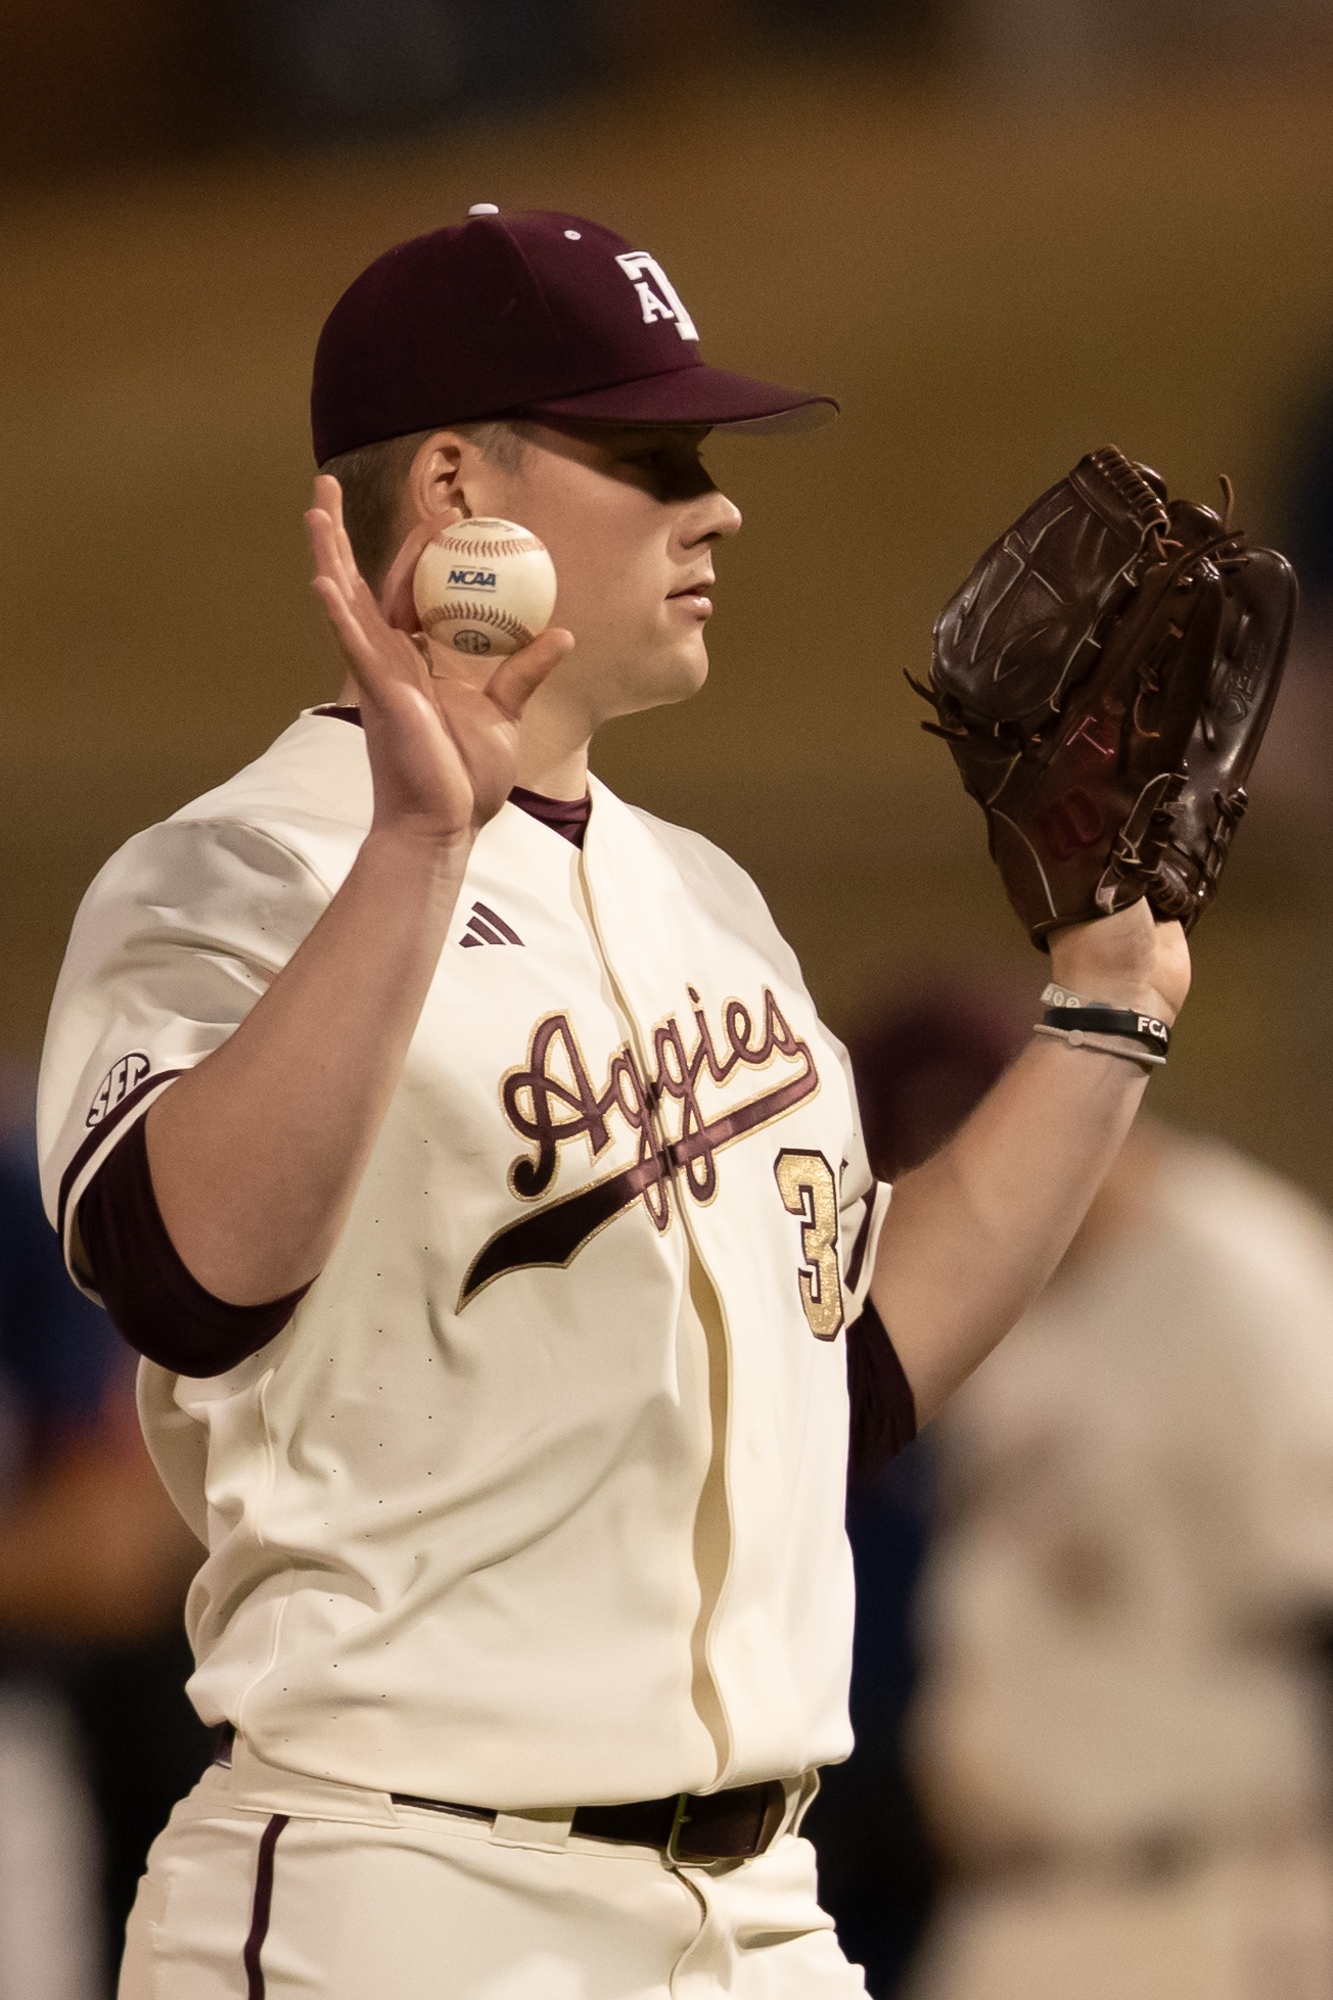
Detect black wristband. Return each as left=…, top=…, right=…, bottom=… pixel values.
left=1040, top=1005, right=1171, bottom=1057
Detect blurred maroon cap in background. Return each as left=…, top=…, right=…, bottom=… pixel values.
left=850, top=988, right=1029, bottom=1184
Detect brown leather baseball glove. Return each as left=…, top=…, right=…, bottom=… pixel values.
left=911, top=447, right=1296, bottom=947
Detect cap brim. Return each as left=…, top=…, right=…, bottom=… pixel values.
left=523, top=363, right=838, bottom=434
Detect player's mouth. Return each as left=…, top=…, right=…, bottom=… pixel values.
left=667, top=576, right=715, bottom=617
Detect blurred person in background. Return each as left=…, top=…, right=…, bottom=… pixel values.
left=893, top=1077, right=1333, bottom=1998
left=0, top=1061, right=208, bottom=2000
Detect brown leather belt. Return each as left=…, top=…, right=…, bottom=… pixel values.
left=214, top=1726, right=788, bottom=1864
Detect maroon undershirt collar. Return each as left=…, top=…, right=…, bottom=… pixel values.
left=312, top=705, right=591, bottom=848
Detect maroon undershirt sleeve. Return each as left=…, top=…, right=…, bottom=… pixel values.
left=845, top=1298, right=918, bottom=1490
left=78, top=1115, right=310, bottom=1377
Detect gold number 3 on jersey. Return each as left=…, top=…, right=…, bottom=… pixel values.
left=773, top=1150, right=844, bottom=1340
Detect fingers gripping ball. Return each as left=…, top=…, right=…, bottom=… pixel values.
left=413, top=519, right=558, bottom=659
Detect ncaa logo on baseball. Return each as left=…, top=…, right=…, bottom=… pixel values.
left=448, top=569, right=496, bottom=590
left=86, top=1051, right=150, bottom=1127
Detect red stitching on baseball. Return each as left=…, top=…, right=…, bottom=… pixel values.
left=419, top=601, right=535, bottom=646
left=433, top=534, right=545, bottom=562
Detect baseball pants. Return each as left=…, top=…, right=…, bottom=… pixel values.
left=119, top=1738, right=868, bottom=1998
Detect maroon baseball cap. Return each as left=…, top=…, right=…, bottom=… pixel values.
left=311, top=206, right=838, bottom=463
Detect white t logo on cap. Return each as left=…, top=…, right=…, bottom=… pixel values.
left=614, top=252, right=699, bottom=343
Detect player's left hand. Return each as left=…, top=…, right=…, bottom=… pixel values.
left=1047, top=898, right=1191, bottom=1025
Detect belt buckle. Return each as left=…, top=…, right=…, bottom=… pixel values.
left=666, top=1782, right=787, bottom=1865
left=666, top=1793, right=695, bottom=1865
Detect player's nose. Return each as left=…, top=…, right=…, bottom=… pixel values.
left=685, top=489, right=743, bottom=545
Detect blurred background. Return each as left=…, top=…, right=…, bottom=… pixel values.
left=6, top=1, right=1333, bottom=1994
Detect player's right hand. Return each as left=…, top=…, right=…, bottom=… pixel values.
left=305, top=475, right=573, bottom=844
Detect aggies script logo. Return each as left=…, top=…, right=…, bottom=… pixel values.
left=458, top=987, right=816, bottom=1305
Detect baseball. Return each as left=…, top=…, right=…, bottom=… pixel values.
left=413, top=517, right=558, bottom=659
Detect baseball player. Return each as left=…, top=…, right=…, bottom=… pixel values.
left=909, top=1117, right=1333, bottom=2000
left=36, top=209, right=1188, bottom=1998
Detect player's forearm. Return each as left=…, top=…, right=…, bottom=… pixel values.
left=869, top=1033, right=1149, bottom=1423
left=145, top=826, right=469, bottom=1305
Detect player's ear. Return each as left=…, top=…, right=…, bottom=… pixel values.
left=405, top=432, right=471, bottom=527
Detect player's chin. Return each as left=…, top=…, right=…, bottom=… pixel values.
left=618, top=633, right=711, bottom=714
left=657, top=639, right=711, bottom=704
left=604, top=632, right=704, bottom=720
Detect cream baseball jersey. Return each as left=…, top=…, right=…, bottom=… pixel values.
left=38, top=712, right=888, bottom=1808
